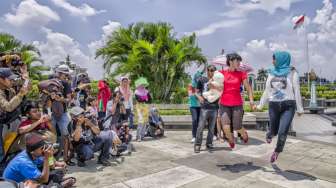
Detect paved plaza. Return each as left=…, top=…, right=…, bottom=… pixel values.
left=67, top=129, right=336, bottom=188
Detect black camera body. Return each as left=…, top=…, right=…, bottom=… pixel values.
left=11, top=59, right=24, bottom=67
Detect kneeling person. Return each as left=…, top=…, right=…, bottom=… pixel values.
left=3, top=133, right=66, bottom=184
left=70, top=107, right=111, bottom=167
left=147, top=107, right=164, bottom=138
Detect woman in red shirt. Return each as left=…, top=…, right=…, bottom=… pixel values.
left=219, top=53, right=255, bottom=148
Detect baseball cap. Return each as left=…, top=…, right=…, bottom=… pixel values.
left=0, top=68, right=18, bottom=80
left=56, top=64, right=73, bottom=75
left=69, top=106, right=85, bottom=117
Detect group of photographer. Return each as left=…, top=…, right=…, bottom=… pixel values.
left=0, top=53, right=79, bottom=187
left=0, top=52, right=136, bottom=187
left=0, top=51, right=167, bottom=187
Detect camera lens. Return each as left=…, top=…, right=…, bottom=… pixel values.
left=11, top=60, right=23, bottom=66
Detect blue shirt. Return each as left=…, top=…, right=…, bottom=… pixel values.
left=3, top=150, right=44, bottom=183
left=189, top=95, right=200, bottom=107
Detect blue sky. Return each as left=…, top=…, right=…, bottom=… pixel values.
left=0, top=0, right=335, bottom=80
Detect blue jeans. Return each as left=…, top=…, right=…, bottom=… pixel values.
left=51, top=113, right=70, bottom=136
left=126, top=109, right=134, bottom=129
left=75, top=136, right=111, bottom=162
left=195, top=108, right=218, bottom=146
left=190, top=107, right=201, bottom=138
left=268, top=100, right=296, bottom=153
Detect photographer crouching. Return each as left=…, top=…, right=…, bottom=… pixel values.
left=70, top=106, right=111, bottom=167
left=3, top=132, right=76, bottom=187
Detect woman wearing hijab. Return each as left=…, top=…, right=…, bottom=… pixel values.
left=97, top=80, right=112, bottom=119
left=257, top=51, right=304, bottom=163
left=115, top=77, right=134, bottom=129
left=134, top=77, right=151, bottom=142
left=147, top=107, right=164, bottom=138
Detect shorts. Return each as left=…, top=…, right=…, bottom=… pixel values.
left=219, top=105, right=244, bottom=130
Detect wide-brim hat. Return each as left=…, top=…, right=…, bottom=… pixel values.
left=135, top=77, right=149, bottom=88
left=56, top=64, right=73, bottom=75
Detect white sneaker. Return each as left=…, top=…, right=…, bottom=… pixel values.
left=191, top=138, right=195, bottom=143
left=213, top=136, right=217, bottom=141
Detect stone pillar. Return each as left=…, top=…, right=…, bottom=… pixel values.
left=309, top=80, right=317, bottom=108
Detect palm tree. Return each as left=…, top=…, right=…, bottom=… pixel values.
left=96, top=22, right=206, bottom=102
left=0, top=33, right=49, bottom=80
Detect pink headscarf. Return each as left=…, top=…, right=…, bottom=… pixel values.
left=135, top=85, right=149, bottom=102
left=119, top=77, right=131, bottom=101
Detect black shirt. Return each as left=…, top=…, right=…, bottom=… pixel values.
left=78, top=90, right=88, bottom=109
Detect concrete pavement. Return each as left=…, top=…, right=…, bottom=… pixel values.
left=67, top=130, right=336, bottom=188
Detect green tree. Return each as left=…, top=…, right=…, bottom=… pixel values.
left=0, top=33, right=49, bottom=80
left=96, top=22, right=206, bottom=102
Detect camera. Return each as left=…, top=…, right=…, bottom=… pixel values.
left=0, top=53, right=23, bottom=68
left=11, top=59, right=24, bottom=67
left=43, top=143, right=60, bottom=151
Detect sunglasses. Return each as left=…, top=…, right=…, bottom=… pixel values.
left=207, top=69, right=216, bottom=72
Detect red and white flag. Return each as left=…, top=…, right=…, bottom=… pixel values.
left=293, top=15, right=305, bottom=30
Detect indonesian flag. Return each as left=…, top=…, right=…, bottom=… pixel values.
left=293, top=15, right=305, bottom=30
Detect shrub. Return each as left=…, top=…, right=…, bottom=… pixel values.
left=27, top=80, right=40, bottom=100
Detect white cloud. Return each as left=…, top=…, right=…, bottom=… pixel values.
left=51, top=0, right=105, bottom=19
left=33, top=28, right=104, bottom=79
left=185, top=19, right=245, bottom=36
left=313, top=0, right=333, bottom=25
left=4, top=0, right=60, bottom=27
left=222, top=0, right=304, bottom=18
left=88, top=21, right=121, bottom=55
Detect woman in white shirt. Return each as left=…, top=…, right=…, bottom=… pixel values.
left=257, top=51, right=303, bottom=163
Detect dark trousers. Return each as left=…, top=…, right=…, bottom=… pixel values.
left=75, top=136, right=111, bottom=162
left=126, top=109, right=134, bottom=129
left=268, top=100, right=296, bottom=153
left=190, top=107, right=201, bottom=138
left=98, top=112, right=106, bottom=120
left=195, top=108, right=218, bottom=146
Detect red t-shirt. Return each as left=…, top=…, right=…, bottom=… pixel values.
left=19, top=119, right=49, bottom=131
left=220, top=70, right=247, bottom=106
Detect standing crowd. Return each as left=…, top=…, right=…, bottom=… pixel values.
left=189, top=51, right=303, bottom=163
left=0, top=53, right=164, bottom=187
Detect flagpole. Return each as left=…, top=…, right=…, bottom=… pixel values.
left=303, top=14, right=310, bottom=96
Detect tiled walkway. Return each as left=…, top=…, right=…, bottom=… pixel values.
left=68, top=130, right=336, bottom=188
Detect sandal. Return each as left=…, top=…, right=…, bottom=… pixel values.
left=65, top=160, right=76, bottom=166
left=237, top=128, right=248, bottom=144
left=266, top=137, right=272, bottom=144
left=270, top=151, right=279, bottom=163
left=61, top=177, right=76, bottom=188
left=224, top=127, right=235, bottom=149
